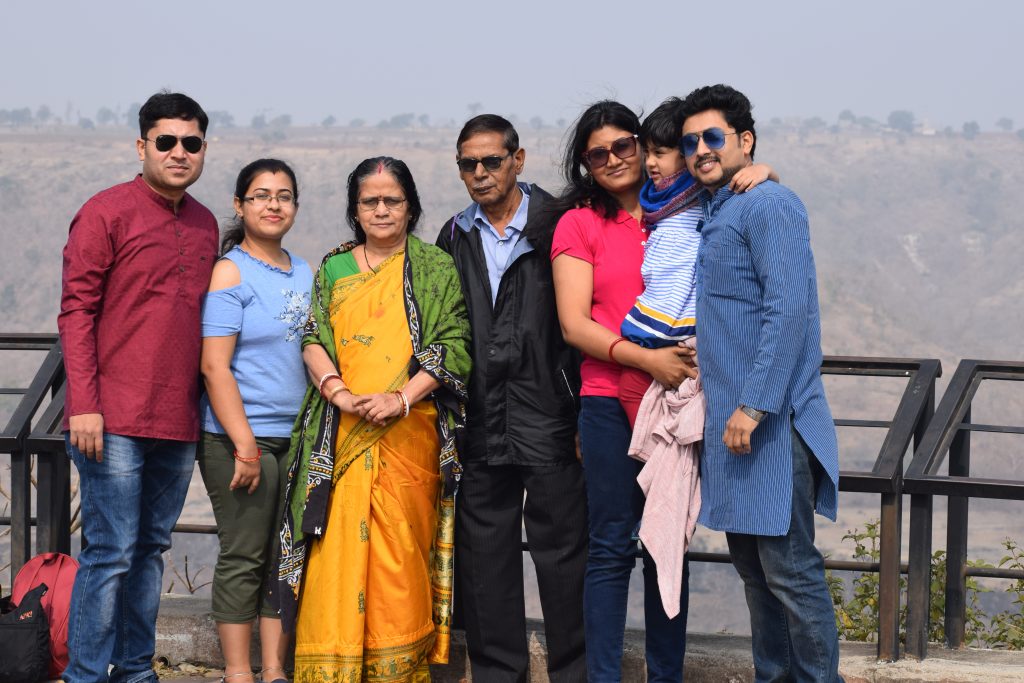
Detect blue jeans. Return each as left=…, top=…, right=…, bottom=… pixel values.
left=579, top=397, right=688, bottom=682
left=725, top=428, right=843, bottom=683
left=64, top=433, right=195, bottom=683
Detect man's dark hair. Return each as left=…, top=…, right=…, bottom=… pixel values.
left=640, top=96, right=685, bottom=149
left=456, top=114, right=519, bottom=155
left=345, top=156, right=423, bottom=244
left=679, top=84, right=757, bottom=159
left=138, top=91, right=209, bottom=138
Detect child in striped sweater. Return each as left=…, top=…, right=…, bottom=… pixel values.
left=618, top=97, right=777, bottom=426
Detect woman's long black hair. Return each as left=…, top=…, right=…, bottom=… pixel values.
left=345, top=156, right=423, bottom=244
left=221, top=158, right=299, bottom=255
left=529, top=100, right=642, bottom=254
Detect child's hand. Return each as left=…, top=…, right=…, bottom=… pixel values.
left=730, top=163, right=777, bottom=193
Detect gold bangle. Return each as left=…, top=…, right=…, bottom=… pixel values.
left=327, top=384, right=346, bottom=400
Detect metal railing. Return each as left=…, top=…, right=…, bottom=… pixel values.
left=11, top=345, right=1022, bottom=662
left=0, top=333, right=66, bottom=579
left=904, top=359, right=1024, bottom=659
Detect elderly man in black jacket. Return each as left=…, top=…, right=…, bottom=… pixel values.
left=437, top=115, right=587, bottom=683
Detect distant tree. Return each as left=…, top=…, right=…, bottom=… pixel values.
left=1017, top=129, right=1024, bottom=141
left=123, top=102, right=141, bottom=127
left=418, top=113, right=430, bottom=128
left=530, top=116, right=544, bottom=130
left=322, top=115, right=337, bottom=128
left=96, top=107, right=117, bottom=126
left=887, top=110, right=915, bottom=133
left=269, top=114, right=291, bottom=128
left=857, top=116, right=880, bottom=129
left=207, top=110, right=235, bottom=128
left=0, top=110, right=10, bottom=125
left=78, top=117, right=95, bottom=130
left=838, top=109, right=856, bottom=124
left=803, top=116, right=827, bottom=130
left=386, top=113, right=415, bottom=128
left=962, top=121, right=980, bottom=139
left=35, top=105, right=52, bottom=125
left=251, top=114, right=267, bottom=129
left=556, top=118, right=566, bottom=128
left=996, top=117, right=1014, bottom=132
left=349, top=118, right=365, bottom=128
left=467, top=102, right=482, bottom=117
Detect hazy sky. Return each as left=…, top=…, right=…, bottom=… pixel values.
left=4, top=0, right=1021, bottom=130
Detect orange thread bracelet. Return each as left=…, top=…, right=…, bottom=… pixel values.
left=233, top=448, right=262, bottom=463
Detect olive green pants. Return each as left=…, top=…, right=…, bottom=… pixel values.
left=197, top=431, right=290, bottom=623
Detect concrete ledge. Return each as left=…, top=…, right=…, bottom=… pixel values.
left=156, top=595, right=1024, bottom=682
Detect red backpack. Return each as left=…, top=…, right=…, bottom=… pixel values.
left=12, top=553, right=78, bottom=678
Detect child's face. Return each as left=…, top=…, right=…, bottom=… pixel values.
left=644, top=143, right=687, bottom=184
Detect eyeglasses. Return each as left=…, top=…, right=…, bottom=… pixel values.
left=145, top=134, right=205, bottom=154
left=244, top=192, right=295, bottom=206
left=679, top=127, right=740, bottom=157
left=456, top=154, right=511, bottom=174
left=581, top=135, right=639, bottom=170
left=357, top=196, right=407, bottom=211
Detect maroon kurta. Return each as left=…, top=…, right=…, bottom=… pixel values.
left=59, top=175, right=218, bottom=441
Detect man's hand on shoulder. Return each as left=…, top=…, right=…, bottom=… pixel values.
left=723, top=407, right=763, bottom=455
left=69, top=413, right=104, bottom=461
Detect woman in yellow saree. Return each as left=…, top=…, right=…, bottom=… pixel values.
left=274, top=157, right=471, bottom=682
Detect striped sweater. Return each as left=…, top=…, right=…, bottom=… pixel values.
left=621, top=205, right=701, bottom=347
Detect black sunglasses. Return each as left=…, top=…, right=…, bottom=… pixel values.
left=456, top=153, right=511, bottom=174
left=679, top=127, right=740, bottom=157
left=582, top=135, right=638, bottom=170
left=145, top=134, right=205, bottom=154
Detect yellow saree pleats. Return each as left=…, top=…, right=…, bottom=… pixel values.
left=294, top=252, right=453, bottom=683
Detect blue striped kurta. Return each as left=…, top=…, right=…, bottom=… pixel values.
left=696, top=181, right=839, bottom=536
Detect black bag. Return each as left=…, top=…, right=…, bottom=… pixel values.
left=0, top=583, right=50, bottom=683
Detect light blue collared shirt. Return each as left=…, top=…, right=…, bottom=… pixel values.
left=472, top=187, right=531, bottom=304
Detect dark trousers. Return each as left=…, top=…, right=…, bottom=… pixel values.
left=456, top=460, right=588, bottom=683
left=579, top=397, right=689, bottom=683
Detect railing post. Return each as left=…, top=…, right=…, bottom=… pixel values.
left=35, top=449, right=71, bottom=555
left=905, top=493, right=933, bottom=658
left=877, top=490, right=902, bottom=661
left=904, top=378, right=935, bottom=659
left=9, top=445, right=32, bottom=581
left=944, top=405, right=970, bottom=648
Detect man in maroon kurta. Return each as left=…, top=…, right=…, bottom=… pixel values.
left=58, top=92, right=218, bottom=683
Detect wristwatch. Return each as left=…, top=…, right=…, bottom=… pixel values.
left=739, top=405, right=767, bottom=423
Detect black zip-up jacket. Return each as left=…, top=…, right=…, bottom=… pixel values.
left=436, top=184, right=581, bottom=465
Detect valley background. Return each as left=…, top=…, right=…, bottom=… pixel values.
left=1, top=120, right=1022, bottom=634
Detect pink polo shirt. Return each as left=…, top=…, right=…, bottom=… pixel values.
left=551, top=207, right=647, bottom=397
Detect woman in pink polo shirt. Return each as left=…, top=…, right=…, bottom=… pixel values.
left=550, top=100, right=694, bottom=682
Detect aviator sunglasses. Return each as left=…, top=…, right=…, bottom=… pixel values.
left=679, top=127, right=740, bottom=157
left=145, top=134, right=205, bottom=154
left=456, top=153, right=512, bottom=174
left=582, top=135, right=639, bottom=170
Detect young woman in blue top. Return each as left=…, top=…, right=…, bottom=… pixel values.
left=198, top=159, right=313, bottom=683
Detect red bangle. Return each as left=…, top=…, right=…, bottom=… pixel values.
left=608, top=336, right=627, bottom=363
left=233, top=448, right=262, bottom=463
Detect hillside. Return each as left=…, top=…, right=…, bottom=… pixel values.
left=2, top=124, right=1023, bottom=634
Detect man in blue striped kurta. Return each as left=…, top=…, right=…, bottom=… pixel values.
left=681, top=85, right=844, bottom=682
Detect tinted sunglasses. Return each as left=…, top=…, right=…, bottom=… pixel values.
left=679, top=127, right=739, bottom=157
left=582, top=135, right=638, bottom=170
left=456, top=153, right=511, bottom=174
left=146, top=134, right=205, bottom=154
